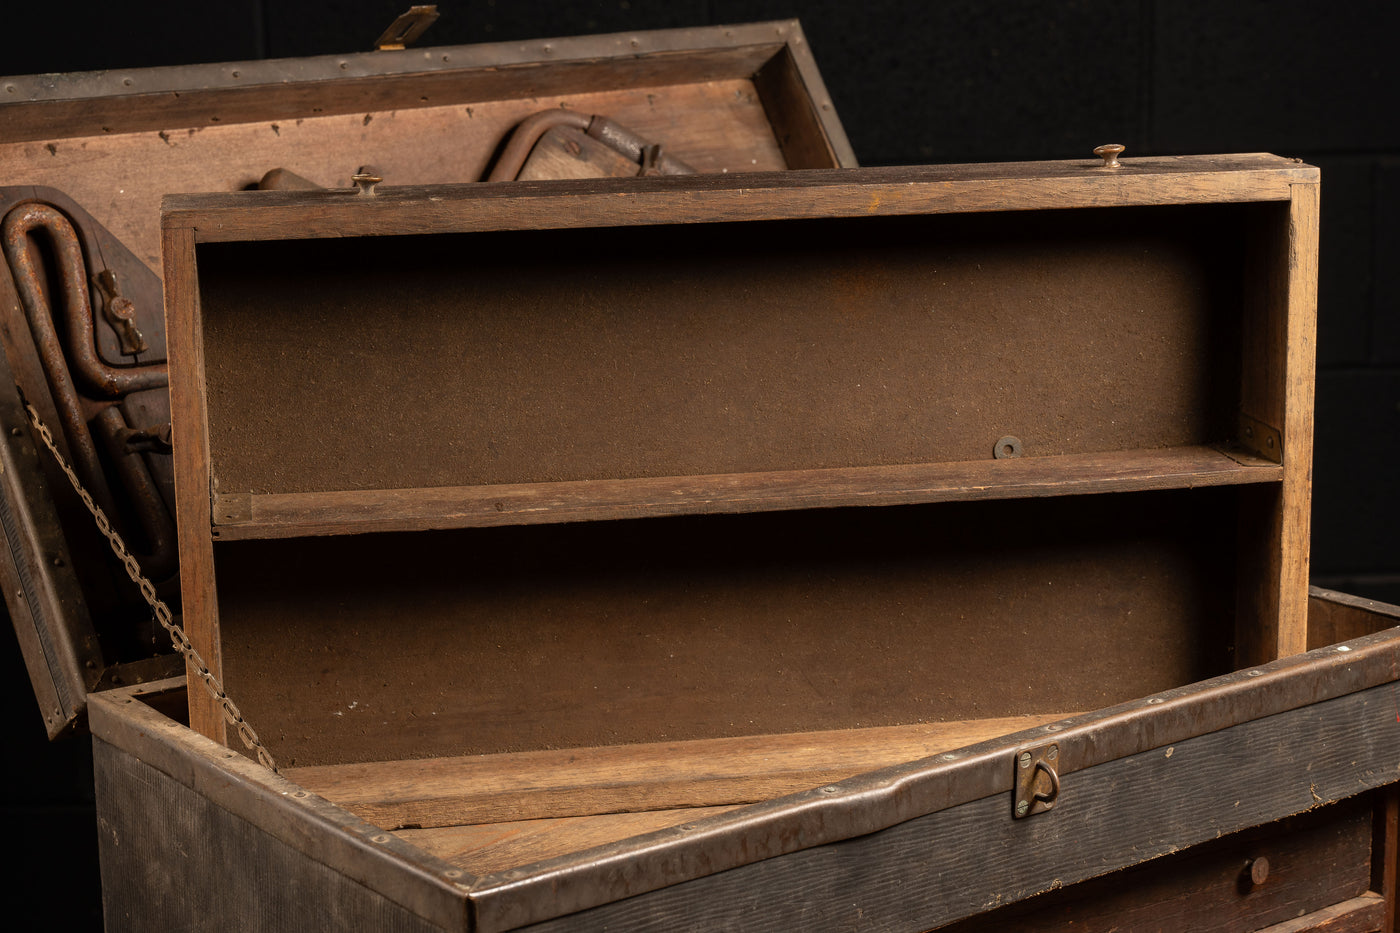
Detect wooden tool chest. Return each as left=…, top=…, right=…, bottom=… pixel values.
left=71, top=153, right=1396, bottom=931
left=0, top=19, right=854, bottom=738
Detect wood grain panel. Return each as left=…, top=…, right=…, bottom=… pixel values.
left=288, top=715, right=1073, bottom=828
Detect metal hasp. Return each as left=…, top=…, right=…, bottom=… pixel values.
left=1014, top=743, right=1061, bottom=818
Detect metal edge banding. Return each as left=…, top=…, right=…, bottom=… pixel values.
left=480, top=680, right=1400, bottom=932
left=468, top=616, right=1400, bottom=929
left=0, top=21, right=799, bottom=96
left=163, top=158, right=1320, bottom=244
left=88, top=683, right=474, bottom=931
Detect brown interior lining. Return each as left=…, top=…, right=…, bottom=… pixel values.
left=199, top=205, right=1244, bottom=496
left=215, top=488, right=1238, bottom=767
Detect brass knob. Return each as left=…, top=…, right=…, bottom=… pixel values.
left=352, top=166, right=383, bottom=196
left=1093, top=144, right=1125, bottom=168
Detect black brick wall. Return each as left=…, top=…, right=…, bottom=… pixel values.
left=2, top=2, right=1396, bottom=927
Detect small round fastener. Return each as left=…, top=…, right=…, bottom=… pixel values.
left=994, top=436, right=1023, bottom=459
left=1093, top=144, right=1125, bottom=168
left=1239, top=856, right=1270, bottom=893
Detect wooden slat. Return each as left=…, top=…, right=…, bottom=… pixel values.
left=0, top=27, right=793, bottom=140
left=1237, top=181, right=1320, bottom=666
left=163, top=224, right=225, bottom=743
left=398, top=807, right=741, bottom=876
left=164, top=155, right=1319, bottom=244
left=210, top=445, right=1281, bottom=539
left=287, top=715, right=1069, bottom=829
left=1252, top=895, right=1387, bottom=933
left=1276, top=181, right=1321, bottom=658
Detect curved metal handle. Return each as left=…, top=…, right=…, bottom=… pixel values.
left=1032, top=759, right=1060, bottom=803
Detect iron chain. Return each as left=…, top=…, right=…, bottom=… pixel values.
left=23, top=401, right=278, bottom=772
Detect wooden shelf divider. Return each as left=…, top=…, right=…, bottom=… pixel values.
left=212, top=444, right=1281, bottom=540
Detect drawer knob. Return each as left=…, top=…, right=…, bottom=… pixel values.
left=1093, top=144, right=1125, bottom=168
left=1244, top=856, right=1270, bottom=888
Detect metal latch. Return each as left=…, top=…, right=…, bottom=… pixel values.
left=1013, top=743, right=1061, bottom=818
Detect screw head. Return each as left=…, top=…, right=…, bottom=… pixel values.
left=1016, top=800, right=1030, bottom=816
left=1047, top=745, right=1058, bottom=761
left=1018, top=751, right=1032, bottom=768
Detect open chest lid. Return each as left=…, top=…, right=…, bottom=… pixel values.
left=0, top=18, right=855, bottom=738
left=160, top=155, right=1321, bottom=774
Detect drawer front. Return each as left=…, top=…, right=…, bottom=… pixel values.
left=939, top=796, right=1381, bottom=933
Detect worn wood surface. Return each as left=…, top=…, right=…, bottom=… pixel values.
left=214, top=492, right=1236, bottom=766
left=211, top=445, right=1279, bottom=539
left=0, top=23, right=832, bottom=143
left=1311, top=586, right=1400, bottom=650
left=164, top=155, right=1317, bottom=244
left=938, top=798, right=1375, bottom=933
left=751, top=44, right=839, bottom=170
left=1, top=79, right=786, bottom=273
left=0, top=22, right=853, bottom=276
left=288, top=714, right=1073, bottom=828
left=162, top=223, right=224, bottom=743
left=1236, top=182, right=1320, bottom=666
left=1252, top=896, right=1388, bottom=933
left=400, top=808, right=742, bottom=876
left=487, top=680, right=1400, bottom=932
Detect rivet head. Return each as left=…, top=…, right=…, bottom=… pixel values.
left=1245, top=856, right=1270, bottom=887
left=1093, top=143, right=1125, bottom=168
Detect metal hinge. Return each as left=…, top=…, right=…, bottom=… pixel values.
left=1013, top=743, right=1061, bottom=818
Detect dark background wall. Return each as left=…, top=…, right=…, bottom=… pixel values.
left=2, top=2, right=1396, bottom=928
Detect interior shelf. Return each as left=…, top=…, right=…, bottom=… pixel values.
left=211, top=444, right=1281, bottom=540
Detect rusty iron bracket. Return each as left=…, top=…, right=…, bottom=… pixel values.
left=92, top=269, right=148, bottom=355
left=1238, top=412, right=1283, bottom=464
left=374, top=5, right=440, bottom=51
left=1013, top=743, right=1061, bottom=818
